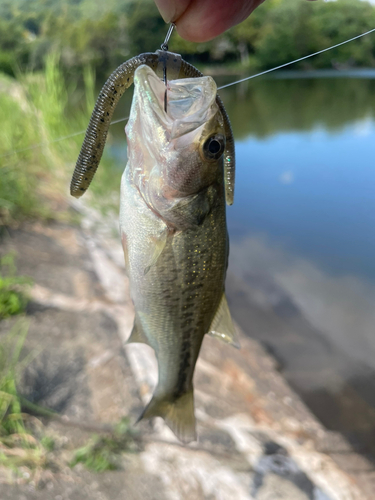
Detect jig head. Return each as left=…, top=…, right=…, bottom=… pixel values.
left=160, top=23, right=175, bottom=112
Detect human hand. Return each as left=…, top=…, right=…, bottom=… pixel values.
left=154, top=0, right=317, bottom=43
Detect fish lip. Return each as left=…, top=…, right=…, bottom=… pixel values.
left=133, top=65, right=218, bottom=139
left=134, top=65, right=172, bottom=129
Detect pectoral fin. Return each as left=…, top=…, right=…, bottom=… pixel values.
left=163, top=186, right=215, bottom=229
left=144, top=229, right=168, bottom=275
left=208, top=294, right=240, bottom=349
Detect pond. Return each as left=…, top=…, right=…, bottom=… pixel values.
left=108, top=71, right=375, bottom=455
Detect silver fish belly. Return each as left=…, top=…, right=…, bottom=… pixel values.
left=120, top=65, right=237, bottom=443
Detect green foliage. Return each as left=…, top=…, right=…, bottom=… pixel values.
left=0, top=53, right=117, bottom=223
left=1, top=0, right=375, bottom=78
left=125, top=2, right=165, bottom=55
left=0, top=254, right=31, bottom=319
left=0, top=321, right=29, bottom=436
left=70, top=418, right=140, bottom=472
left=40, top=435, right=55, bottom=451
left=252, top=0, right=375, bottom=69
left=70, top=439, right=117, bottom=472
left=1, top=0, right=375, bottom=225
left=0, top=75, right=49, bottom=225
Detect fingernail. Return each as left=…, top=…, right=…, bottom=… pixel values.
left=154, top=0, right=176, bottom=23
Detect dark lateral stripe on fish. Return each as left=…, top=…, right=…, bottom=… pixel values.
left=174, top=340, right=192, bottom=398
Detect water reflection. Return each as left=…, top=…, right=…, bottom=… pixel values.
left=229, top=125, right=375, bottom=279
left=219, top=74, right=375, bottom=454
left=219, top=75, right=375, bottom=138
left=227, top=235, right=375, bottom=453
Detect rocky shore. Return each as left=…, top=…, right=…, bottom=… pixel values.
left=0, top=213, right=374, bottom=500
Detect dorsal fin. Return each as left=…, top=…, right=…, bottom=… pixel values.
left=208, top=294, right=240, bottom=349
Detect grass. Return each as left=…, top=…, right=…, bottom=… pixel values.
left=0, top=321, right=49, bottom=472
left=0, top=53, right=122, bottom=226
left=0, top=253, right=31, bottom=319
left=0, top=319, right=140, bottom=476
left=0, top=321, right=29, bottom=436
left=0, top=321, right=62, bottom=476
left=70, top=418, right=141, bottom=472
left=0, top=86, right=49, bottom=224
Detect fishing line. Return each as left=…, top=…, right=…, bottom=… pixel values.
left=0, top=116, right=130, bottom=159
left=218, top=27, right=375, bottom=90
left=1, top=27, right=375, bottom=160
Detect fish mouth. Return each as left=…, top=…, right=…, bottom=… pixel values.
left=133, top=65, right=217, bottom=138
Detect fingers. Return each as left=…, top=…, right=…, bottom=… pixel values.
left=155, top=0, right=319, bottom=43
left=155, top=0, right=192, bottom=23
left=153, top=0, right=191, bottom=23
left=177, top=0, right=265, bottom=42
left=154, top=0, right=265, bottom=42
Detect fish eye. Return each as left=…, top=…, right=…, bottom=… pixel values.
left=202, top=134, right=225, bottom=161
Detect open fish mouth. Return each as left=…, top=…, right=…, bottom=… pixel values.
left=133, top=65, right=218, bottom=139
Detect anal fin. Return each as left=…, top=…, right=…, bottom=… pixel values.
left=126, top=317, right=149, bottom=345
left=138, top=390, right=196, bottom=444
left=208, top=294, right=240, bottom=349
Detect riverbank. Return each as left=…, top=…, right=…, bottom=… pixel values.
left=1, top=213, right=374, bottom=499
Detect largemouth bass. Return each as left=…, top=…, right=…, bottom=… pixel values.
left=70, top=50, right=236, bottom=443
left=120, top=65, right=237, bottom=443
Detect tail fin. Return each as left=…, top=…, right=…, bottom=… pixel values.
left=138, top=390, right=196, bottom=444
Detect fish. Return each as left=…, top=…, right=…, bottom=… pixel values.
left=70, top=50, right=236, bottom=443
left=119, top=64, right=238, bottom=443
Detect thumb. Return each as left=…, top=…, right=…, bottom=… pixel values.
left=153, top=0, right=192, bottom=23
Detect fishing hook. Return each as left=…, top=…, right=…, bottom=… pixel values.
left=160, top=23, right=176, bottom=112
left=161, top=22, right=175, bottom=52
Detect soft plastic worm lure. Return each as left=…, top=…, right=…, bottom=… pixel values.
left=70, top=34, right=235, bottom=205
